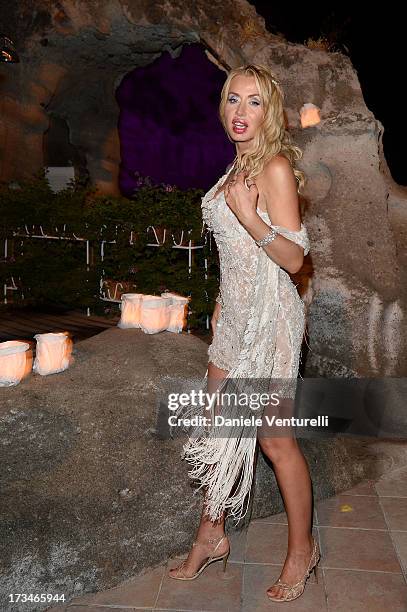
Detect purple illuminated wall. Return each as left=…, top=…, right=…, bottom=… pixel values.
left=116, top=43, right=235, bottom=196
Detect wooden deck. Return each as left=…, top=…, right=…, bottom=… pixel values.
left=0, top=308, right=212, bottom=345
left=0, top=308, right=120, bottom=344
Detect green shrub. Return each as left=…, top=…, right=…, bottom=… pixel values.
left=0, top=174, right=218, bottom=329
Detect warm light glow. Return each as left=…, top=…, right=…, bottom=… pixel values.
left=118, top=293, right=144, bottom=328
left=140, top=295, right=172, bottom=334
left=33, top=332, right=73, bottom=375
left=0, top=341, right=32, bottom=386
left=45, top=167, right=75, bottom=193
left=161, top=292, right=190, bottom=333
left=300, top=103, right=321, bottom=127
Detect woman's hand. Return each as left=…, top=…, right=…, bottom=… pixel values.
left=224, top=172, right=259, bottom=228
left=211, top=301, right=221, bottom=335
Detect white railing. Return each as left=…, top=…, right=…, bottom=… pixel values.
left=2, top=223, right=213, bottom=329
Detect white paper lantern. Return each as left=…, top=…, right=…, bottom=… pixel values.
left=33, top=332, right=72, bottom=375
left=161, top=292, right=190, bottom=333
left=0, top=340, right=31, bottom=387
left=140, top=295, right=171, bottom=334
left=118, top=293, right=144, bottom=328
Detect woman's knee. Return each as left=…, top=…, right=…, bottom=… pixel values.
left=257, top=436, right=299, bottom=463
left=207, top=361, right=228, bottom=394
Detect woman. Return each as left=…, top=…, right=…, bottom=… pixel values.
left=169, top=64, right=320, bottom=603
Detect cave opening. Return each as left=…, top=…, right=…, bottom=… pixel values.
left=43, top=113, right=89, bottom=187
left=115, top=43, right=234, bottom=198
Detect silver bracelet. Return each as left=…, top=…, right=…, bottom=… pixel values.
left=255, top=227, right=278, bottom=248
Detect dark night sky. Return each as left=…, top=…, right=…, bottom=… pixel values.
left=252, top=4, right=406, bottom=185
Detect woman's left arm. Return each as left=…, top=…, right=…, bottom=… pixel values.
left=225, top=157, right=305, bottom=274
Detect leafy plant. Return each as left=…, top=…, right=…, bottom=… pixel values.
left=304, top=36, right=338, bottom=52
left=0, top=175, right=218, bottom=329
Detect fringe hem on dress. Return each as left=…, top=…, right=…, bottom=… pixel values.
left=174, top=224, right=310, bottom=525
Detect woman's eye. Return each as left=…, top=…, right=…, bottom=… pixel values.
left=227, top=96, right=260, bottom=106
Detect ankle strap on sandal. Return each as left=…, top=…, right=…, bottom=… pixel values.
left=192, top=535, right=226, bottom=549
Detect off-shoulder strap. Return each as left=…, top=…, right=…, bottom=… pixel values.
left=270, top=223, right=310, bottom=256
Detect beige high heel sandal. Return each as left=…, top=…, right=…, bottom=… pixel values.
left=169, top=535, right=230, bottom=581
left=266, top=535, right=321, bottom=602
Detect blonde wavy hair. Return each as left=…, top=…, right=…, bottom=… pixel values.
left=219, top=63, right=306, bottom=193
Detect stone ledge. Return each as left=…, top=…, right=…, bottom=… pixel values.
left=0, top=327, right=405, bottom=611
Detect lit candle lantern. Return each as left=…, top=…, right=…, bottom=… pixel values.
left=0, top=340, right=31, bottom=386
left=118, top=293, right=144, bottom=328
left=161, top=292, right=190, bottom=333
left=33, top=332, right=73, bottom=375
left=140, top=295, right=171, bottom=334
left=300, top=103, right=321, bottom=127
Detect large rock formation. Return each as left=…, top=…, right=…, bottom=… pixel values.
left=0, top=328, right=403, bottom=611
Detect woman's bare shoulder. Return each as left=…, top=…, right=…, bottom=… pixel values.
left=261, top=154, right=290, bottom=175
left=255, top=155, right=293, bottom=187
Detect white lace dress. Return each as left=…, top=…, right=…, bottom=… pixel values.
left=203, top=163, right=310, bottom=378
left=180, top=162, right=311, bottom=524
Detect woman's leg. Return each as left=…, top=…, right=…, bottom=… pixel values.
left=169, top=361, right=230, bottom=577
left=257, top=300, right=315, bottom=598
left=257, top=431, right=314, bottom=599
